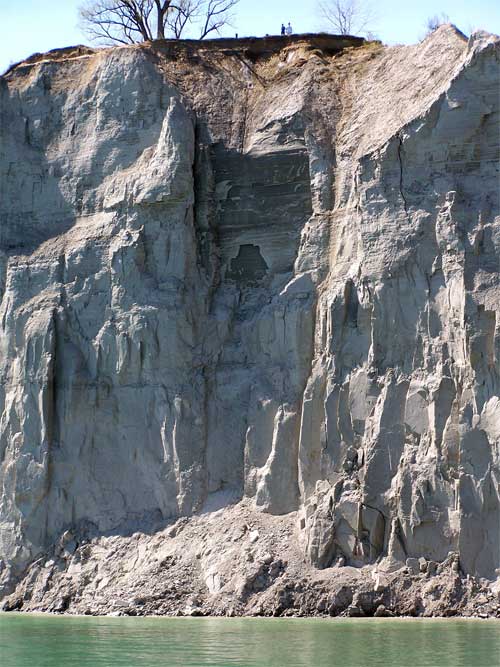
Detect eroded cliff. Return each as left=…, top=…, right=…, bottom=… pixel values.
left=0, top=26, right=499, bottom=617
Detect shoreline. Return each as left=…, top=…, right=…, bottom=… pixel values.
left=2, top=610, right=499, bottom=621
left=2, top=502, right=499, bottom=621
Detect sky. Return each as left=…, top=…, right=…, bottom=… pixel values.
left=1, top=0, right=499, bottom=72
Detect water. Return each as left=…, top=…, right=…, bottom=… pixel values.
left=0, top=614, right=499, bottom=667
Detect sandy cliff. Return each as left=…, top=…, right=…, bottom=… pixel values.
left=0, top=26, right=499, bottom=617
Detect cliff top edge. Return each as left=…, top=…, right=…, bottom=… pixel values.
left=3, top=33, right=366, bottom=76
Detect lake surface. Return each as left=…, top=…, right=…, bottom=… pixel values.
left=0, top=614, right=499, bottom=667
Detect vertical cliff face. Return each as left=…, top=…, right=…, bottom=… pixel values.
left=0, top=26, right=499, bottom=609
left=0, top=47, right=207, bottom=582
left=301, top=30, right=500, bottom=580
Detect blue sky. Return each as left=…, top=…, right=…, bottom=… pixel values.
left=1, top=0, right=499, bottom=72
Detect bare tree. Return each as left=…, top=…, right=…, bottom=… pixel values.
left=154, top=0, right=178, bottom=39
left=425, top=13, right=450, bottom=33
left=79, top=0, right=239, bottom=44
left=317, top=0, right=375, bottom=36
left=165, top=0, right=238, bottom=39
left=165, top=0, right=199, bottom=39
left=80, top=1, right=155, bottom=44
left=199, top=0, right=239, bottom=39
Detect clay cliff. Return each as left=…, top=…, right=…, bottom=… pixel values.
left=0, top=26, right=499, bottom=617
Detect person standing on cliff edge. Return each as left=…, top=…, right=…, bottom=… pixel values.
left=286, top=22, right=293, bottom=35
left=281, top=23, right=286, bottom=35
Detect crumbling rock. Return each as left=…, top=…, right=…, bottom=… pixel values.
left=0, top=26, right=499, bottom=615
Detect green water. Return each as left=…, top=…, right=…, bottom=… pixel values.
left=0, top=614, right=499, bottom=667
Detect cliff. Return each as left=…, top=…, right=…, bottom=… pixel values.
left=0, top=26, right=499, bottom=618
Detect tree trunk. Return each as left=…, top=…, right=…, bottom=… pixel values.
left=155, top=0, right=171, bottom=39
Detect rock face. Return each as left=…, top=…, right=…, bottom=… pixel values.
left=0, top=26, right=499, bottom=613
